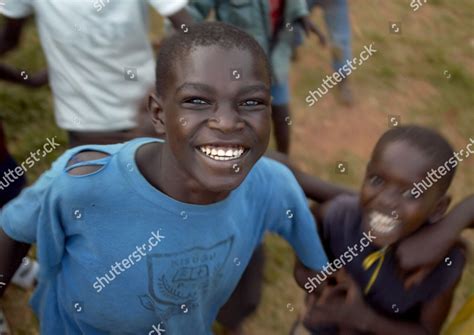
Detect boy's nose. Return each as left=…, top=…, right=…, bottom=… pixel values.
left=376, top=187, right=399, bottom=209
left=208, top=106, right=244, bottom=132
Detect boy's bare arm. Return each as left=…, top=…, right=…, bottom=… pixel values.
left=0, top=17, right=27, bottom=56
left=397, top=194, right=474, bottom=275
left=265, top=151, right=355, bottom=203
left=0, top=228, right=30, bottom=297
left=0, top=64, right=48, bottom=87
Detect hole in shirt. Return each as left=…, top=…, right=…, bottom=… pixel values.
left=66, top=150, right=110, bottom=176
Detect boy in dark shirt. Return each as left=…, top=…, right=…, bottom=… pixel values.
left=294, top=125, right=467, bottom=334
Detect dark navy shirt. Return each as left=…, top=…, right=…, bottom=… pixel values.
left=321, top=195, right=464, bottom=324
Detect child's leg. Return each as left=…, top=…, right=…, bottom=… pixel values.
left=216, top=245, right=265, bottom=334
left=318, top=0, right=353, bottom=105
left=319, top=0, right=352, bottom=74
left=271, top=82, right=291, bottom=154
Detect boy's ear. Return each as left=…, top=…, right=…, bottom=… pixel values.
left=429, top=195, right=451, bottom=223
left=148, top=92, right=166, bottom=136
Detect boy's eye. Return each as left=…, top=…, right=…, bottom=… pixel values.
left=185, top=98, right=209, bottom=105
left=240, top=99, right=263, bottom=107
left=368, top=175, right=384, bottom=186
left=401, top=189, right=418, bottom=200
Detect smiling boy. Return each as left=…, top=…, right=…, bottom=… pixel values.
left=294, top=126, right=466, bottom=335
left=0, top=22, right=327, bottom=334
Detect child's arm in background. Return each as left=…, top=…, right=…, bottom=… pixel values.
left=0, top=17, right=27, bottom=56
left=265, top=150, right=355, bottom=203
left=293, top=201, right=331, bottom=293
left=396, top=194, right=474, bottom=287
left=0, top=229, right=30, bottom=297
left=0, top=64, right=48, bottom=87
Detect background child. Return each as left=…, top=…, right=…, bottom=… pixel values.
left=0, top=0, right=192, bottom=147
left=294, top=125, right=467, bottom=334
left=0, top=56, right=47, bottom=335
left=0, top=22, right=328, bottom=334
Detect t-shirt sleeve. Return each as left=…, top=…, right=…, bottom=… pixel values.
left=0, top=150, right=71, bottom=244
left=261, top=158, right=328, bottom=271
left=148, top=0, right=188, bottom=17
left=0, top=0, right=34, bottom=18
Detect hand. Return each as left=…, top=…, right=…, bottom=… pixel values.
left=298, top=16, right=326, bottom=46
left=396, top=220, right=456, bottom=289
left=303, top=270, right=372, bottom=331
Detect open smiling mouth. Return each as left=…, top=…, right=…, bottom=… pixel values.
left=196, top=145, right=248, bottom=161
left=368, top=210, right=401, bottom=235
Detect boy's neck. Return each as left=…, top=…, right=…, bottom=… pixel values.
left=136, top=141, right=231, bottom=205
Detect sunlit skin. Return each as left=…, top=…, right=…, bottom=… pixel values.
left=136, top=46, right=272, bottom=205
left=360, top=141, right=450, bottom=247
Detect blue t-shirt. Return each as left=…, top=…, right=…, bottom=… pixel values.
left=1, top=138, right=327, bottom=335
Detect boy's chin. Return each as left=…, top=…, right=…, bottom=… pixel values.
left=197, top=174, right=247, bottom=194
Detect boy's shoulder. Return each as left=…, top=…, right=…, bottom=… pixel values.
left=252, top=156, right=294, bottom=177
left=249, top=156, right=298, bottom=188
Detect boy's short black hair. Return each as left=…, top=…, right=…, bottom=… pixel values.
left=373, top=125, right=456, bottom=194
left=155, top=22, right=272, bottom=98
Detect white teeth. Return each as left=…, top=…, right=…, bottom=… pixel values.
left=368, top=211, right=399, bottom=235
left=197, top=145, right=246, bottom=161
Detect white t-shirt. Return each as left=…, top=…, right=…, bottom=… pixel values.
left=1, top=0, right=187, bottom=131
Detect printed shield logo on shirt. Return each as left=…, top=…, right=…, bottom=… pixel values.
left=139, top=236, right=234, bottom=324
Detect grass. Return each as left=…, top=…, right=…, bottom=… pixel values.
left=1, top=0, right=473, bottom=334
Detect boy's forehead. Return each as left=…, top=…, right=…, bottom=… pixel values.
left=173, top=45, right=269, bottom=87
left=371, top=141, right=433, bottom=180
